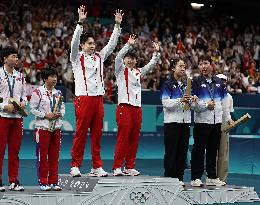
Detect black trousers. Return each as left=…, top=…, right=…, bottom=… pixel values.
left=191, top=123, right=222, bottom=180
left=164, top=122, right=190, bottom=181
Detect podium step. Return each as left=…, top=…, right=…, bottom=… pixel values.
left=0, top=174, right=258, bottom=205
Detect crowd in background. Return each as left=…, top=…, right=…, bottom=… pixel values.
left=0, top=0, right=259, bottom=102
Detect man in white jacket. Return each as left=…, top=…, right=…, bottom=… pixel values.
left=112, top=34, right=160, bottom=176
left=190, top=55, right=234, bottom=187
left=0, top=47, right=26, bottom=192
left=70, top=5, right=123, bottom=177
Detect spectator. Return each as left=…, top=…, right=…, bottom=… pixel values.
left=0, top=0, right=259, bottom=102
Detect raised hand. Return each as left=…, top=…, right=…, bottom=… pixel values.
left=152, top=42, right=160, bottom=52
left=78, top=5, right=87, bottom=22
left=127, top=34, right=137, bottom=45
left=114, top=9, right=124, bottom=25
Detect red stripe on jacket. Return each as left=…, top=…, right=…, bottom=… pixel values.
left=80, top=54, right=88, bottom=91
left=124, top=67, right=130, bottom=102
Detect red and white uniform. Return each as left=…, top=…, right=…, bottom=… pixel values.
left=70, top=24, right=121, bottom=169
left=70, top=24, right=121, bottom=96
left=30, top=85, right=65, bottom=185
left=112, top=44, right=160, bottom=169
left=30, top=86, right=65, bottom=130
left=0, top=66, right=26, bottom=183
left=115, top=44, right=160, bottom=107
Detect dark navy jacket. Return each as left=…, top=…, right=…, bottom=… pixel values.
left=160, top=76, right=191, bottom=123
left=192, top=75, right=231, bottom=124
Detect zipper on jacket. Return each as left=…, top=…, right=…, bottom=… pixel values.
left=213, top=106, right=215, bottom=124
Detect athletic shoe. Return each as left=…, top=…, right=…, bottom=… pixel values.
left=0, top=181, right=5, bottom=192
left=191, top=179, right=203, bottom=187
left=123, top=168, right=140, bottom=176
left=89, top=167, right=108, bottom=177
left=50, top=184, right=62, bottom=191
left=179, top=181, right=185, bottom=187
left=9, top=180, right=24, bottom=191
left=113, top=168, right=124, bottom=176
left=205, top=177, right=226, bottom=186
left=70, top=167, right=81, bottom=177
left=39, top=184, right=51, bottom=191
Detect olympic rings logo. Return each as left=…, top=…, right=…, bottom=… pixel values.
left=130, top=191, right=150, bottom=203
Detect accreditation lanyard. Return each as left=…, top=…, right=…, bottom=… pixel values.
left=205, top=79, right=214, bottom=100
left=178, top=81, right=186, bottom=97
left=44, top=85, right=56, bottom=112
left=3, top=69, right=15, bottom=98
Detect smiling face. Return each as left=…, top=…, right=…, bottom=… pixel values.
left=198, top=60, right=212, bottom=78
left=80, top=37, right=96, bottom=54
left=44, top=74, right=57, bottom=88
left=124, top=56, right=137, bottom=69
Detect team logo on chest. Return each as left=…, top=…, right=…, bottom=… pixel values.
left=201, top=84, right=206, bottom=87
left=133, top=69, right=141, bottom=77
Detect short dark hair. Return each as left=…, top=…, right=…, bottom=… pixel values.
left=198, top=55, right=212, bottom=64
left=0, top=46, right=18, bottom=63
left=80, top=32, right=95, bottom=44
left=124, top=51, right=137, bottom=59
left=41, top=66, right=57, bottom=81
left=170, top=57, right=183, bottom=68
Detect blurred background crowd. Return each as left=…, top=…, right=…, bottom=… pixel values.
left=0, top=0, right=259, bottom=103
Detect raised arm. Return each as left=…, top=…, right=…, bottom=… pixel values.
left=115, top=34, right=136, bottom=77
left=70, top=5, right=87, bottom=62
left=141, top=42, right=160, bottom=76
left=100, top=10, right=123, bottom=60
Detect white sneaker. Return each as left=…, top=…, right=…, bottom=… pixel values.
left=205, top=177, right=226, bottom=186
left=70, top=167, right=81, bottom=177
left=113, top=168, right=123, bottom=176
left=50, top=184, right=62, bottom=191
left=89, top=167, right=108, bottom=177
left=123, top=168, right=140, bottom=176
left=9, top=180, right=25, bottom=191
left=39, top=184, right=51, bottom=191
left=179, top=181, right=185, bottom=187
left=191, top=179, right=203, bottom=187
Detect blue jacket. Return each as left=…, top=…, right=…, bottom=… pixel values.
left=192, top=75, right=231, bottom=124
left=160, top=76, right=191, bottom=123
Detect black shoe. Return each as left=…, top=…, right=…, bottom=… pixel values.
left=0, top=180, right=5, bottom=192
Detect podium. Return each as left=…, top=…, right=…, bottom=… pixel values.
left=0, top=174, right=258, bottom=205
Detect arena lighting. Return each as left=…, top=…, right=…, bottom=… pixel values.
left=191, top=3, right=204, bottom=10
